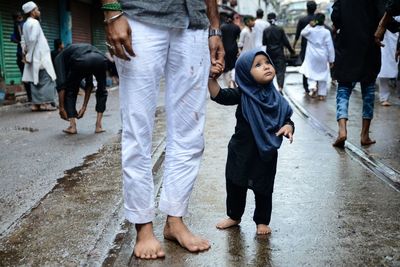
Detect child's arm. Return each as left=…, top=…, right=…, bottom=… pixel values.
left=208, top=63, right=223, bottom=98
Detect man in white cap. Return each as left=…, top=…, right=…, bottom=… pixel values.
left=21, top=1, right=57, bottom=112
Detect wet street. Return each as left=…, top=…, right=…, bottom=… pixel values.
left=1, top=73, right=400, bottom=266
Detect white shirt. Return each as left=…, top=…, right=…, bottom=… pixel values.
left=253, top=18, right=269, bottom=49
left=21, top=17, right=56, bottom=85
left=238, top=27, right=255, bottom=52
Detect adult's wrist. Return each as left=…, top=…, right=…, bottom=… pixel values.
left=209, top=28, right=222, bottom=38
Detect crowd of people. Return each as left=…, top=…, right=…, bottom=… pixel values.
left=10, top=1, right=119, bottom=134
left=6, top=0, right=400, bottom=261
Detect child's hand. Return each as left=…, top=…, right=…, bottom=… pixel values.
left=210, top=62, right=224, bottom=79
left=276, top=124, right=294, bottom=143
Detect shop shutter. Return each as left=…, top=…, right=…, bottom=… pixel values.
left=0, top=0, right=60, bottom=84
left=92, top=9, right=107, bottom=53
left=71, top=1, right=92, bottom=43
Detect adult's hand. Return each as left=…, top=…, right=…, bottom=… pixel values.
left=77, top=106, right=86, bottom=119
left=208, top=36, right=225, bottom=78
left=374, top=25, right=386, bottom=47
left=59, top=108, right=68, bottom=121
left=104, top=11, right=135, bottom=60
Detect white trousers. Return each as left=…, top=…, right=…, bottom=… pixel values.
left=378, top=77, right=400, bottom=102
left=115, top=19, right=210, bottom=224
left=308, top=79, right=328, bottom=96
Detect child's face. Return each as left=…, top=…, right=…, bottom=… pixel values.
left=250, top=54, right=276, bottom=85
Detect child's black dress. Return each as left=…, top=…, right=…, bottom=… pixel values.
left=212, top=87, right=294, bottom=225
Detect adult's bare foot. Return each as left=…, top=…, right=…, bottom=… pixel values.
left=95, top=126, right=105, bottom=133
left=134, top=223, right=165, bottom=259
left=360, top=137, right=376, bottom=146
left=163, top=216, right=210, bottom=252
left=62, top=126, right=77, bottom=134
left=216, top=217, right=241, bottom=229
left=256, top=224, right=271, bottom=235
left=332, top=136, right=346, bottom=148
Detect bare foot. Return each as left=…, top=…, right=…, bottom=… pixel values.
left=163, top=216, right=210, bottom=252
left=134, top=223, right=165, bottom=259
left=216, top=217, right=241, bottom=229
left=380, top=101, right=391, bottom=106
left=332, top=135, right=346, bottom=148
left=256, top=224, right=272, bottom=235
left=360, top=137, right=376, bottom=146
left=95, top=127, right=105, bottom=133
left=31, top=104, right=40, bottom=111
left=318, top=96, right=326, bottom=101
left=62, top=126, right=77, bottom=134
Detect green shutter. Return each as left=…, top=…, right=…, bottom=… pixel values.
left=91, top=9, right=107, bottom=53
left=0, top=0, right=60, bottom=85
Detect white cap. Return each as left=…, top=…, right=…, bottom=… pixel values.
left=22, top=1, right=37, bottom=14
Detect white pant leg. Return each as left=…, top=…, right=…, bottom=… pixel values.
left=317, top=81, right=328, bottom=96
left=159, top=28, right=210, bottom=217
left=115, top=19, right=170, bottom=224
left=378, top=78, right=391, bottom=102
left=308, top=79, right=317, bottom=90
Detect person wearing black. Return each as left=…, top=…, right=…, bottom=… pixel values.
left=221, top=13, right=241, bottom=87
left=293, top=1, right=317, bottom=93
left=54, top=43, right=108, bottom=134
left=262, top=12, right=295, bottom=93
left=51, top=39, right=64, bottom=64
left=10, top=11, right=31, bottom=102
left=331, top=0, right=385, bottom=148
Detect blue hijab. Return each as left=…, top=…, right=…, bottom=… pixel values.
left=235, top=48, right=293, bottom=159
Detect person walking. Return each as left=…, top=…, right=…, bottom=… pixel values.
left=262, top=12, right=295, bottom=93
left=101, top=0, right=224, bottom=259
left=221, top=13, right=241, bottom=88
left=331, top=0, right=385, bottom=148
left=11, top=11, right=31, bottom=102
left=208, top=48, right=294, bottom=235
left=299, top=13, right=335, bottom=100
left=377, top=29, right=400, bottom=106
left=21, top=1, right=57, bottom=112
left=54, top=43, right=108, bottom=134
left=253, top=9, right=269, bottom=50
left=238, top=15, right=256, bottom=53
left=293, top=1, right=317, bottom=94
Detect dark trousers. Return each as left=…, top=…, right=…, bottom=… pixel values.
left=273, top=57, right=286, bottom=88
left=226, top=179, right=273, bottom=225
left=65, top=53, right=108, bottom=118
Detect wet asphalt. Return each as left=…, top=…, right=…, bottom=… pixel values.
left=1, top=74, right=400, bottom=266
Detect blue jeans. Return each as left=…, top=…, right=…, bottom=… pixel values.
left=336, top=82, right=375, bottom=121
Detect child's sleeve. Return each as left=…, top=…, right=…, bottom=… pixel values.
left=211, top=87, right=241, bottom=106
left=284, top=119, right=295, bottom=134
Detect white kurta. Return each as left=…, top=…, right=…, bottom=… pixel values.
left=299, top=25, right=335, bottom=81
left=238, top=27, right=255, bottom=52
left=253, top=19, right=269, bottom=49
left=378, top=30, right=399, bottom=78
left=21, top=17, right=56, bottom=85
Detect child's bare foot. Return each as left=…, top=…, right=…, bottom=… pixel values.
left=134, top=223, right=165, bottom=259
left=62, top=126, right=77, bottom=134
left=256, top=224, right=272, bottom=235
left=163, top=216, right=210, bottom=252
left=216, top=217, right=241, bottom=229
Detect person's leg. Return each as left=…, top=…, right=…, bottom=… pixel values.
left=93, top=59, right=108, bottom=133
left=275, top=58, right=286, bottom=92
left=360, top=81, right=376, bottom=146
left=254, top=192, right=272, bottom=235
left=63, top=77, right=81, bottom=134
left=114, top=18, right=169, bottom=259
left=308, top=78, right=317, bottom=97
left=333, top=82, right=355, bottom=147
left=378, top=78, right=391, bottom=106
left=317, top=80, right=328, bottom=100
left=216, top=179, right=247, bottom=229
left=160, top=27, right=210, bottom=252
left=303, top=75, right=309, bottom=93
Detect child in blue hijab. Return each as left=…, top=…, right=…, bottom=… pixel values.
left=209, top=48, right=294, bottom=235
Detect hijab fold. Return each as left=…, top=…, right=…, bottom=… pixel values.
left=235, top=49, right=293, bottom=159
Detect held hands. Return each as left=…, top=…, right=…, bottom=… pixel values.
left=210, top=62, right=224, bottom=79
left=276, top=124, right=294, bottom=144
left=209, top=35, right=225, bottom=74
